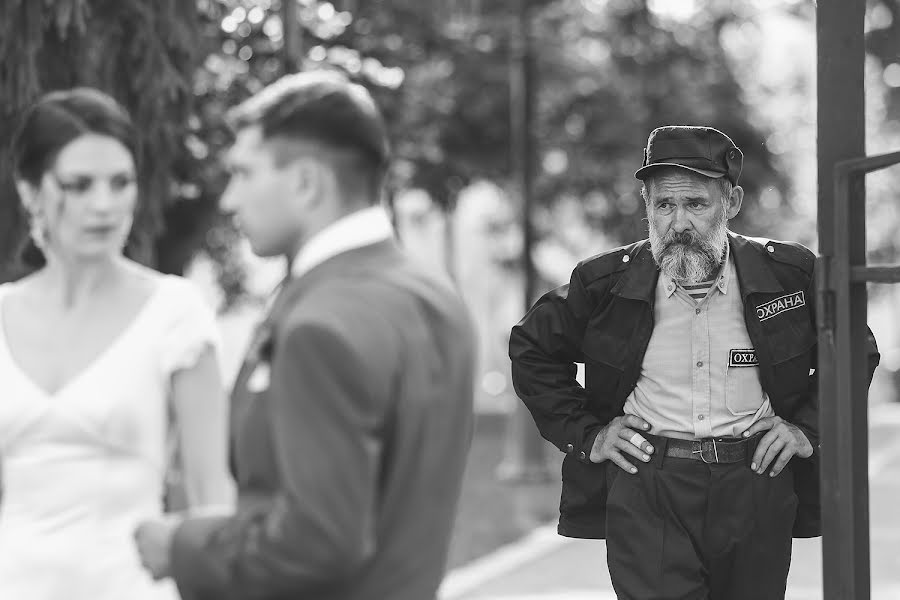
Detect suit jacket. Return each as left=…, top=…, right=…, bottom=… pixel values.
left=170, top=239, right=477, bottom=600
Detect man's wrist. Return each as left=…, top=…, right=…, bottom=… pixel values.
left=792, top=424, right=816, bottom=459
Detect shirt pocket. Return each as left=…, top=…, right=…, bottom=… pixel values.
left=724, top=364, right=764, bottom=416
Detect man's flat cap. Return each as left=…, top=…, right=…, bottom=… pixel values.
left=634, top=125, right=743, bottom=186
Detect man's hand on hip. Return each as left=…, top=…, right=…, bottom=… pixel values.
left=589, top=415, right=655, bottom=473
left=741, top=416, right=813, bottom=477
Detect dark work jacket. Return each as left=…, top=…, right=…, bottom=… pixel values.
left=509, top=232, right=879, bottom=539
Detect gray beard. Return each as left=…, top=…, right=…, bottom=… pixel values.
left=649, top=216, right=728, bottom=285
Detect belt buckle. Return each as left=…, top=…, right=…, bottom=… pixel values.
left=692, top=439, right=719, bottom=464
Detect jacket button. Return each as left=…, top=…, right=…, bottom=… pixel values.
left=622, top=255, right=630, bottom=263
left=578, top=451, right=587, bottom=461
left=767, top=245, right=775, bottom=253
left=566, top=443, right=574, bottom=453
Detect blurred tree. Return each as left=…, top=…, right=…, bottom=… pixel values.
left=530, top=0, right=788, bottom=254
left=1, top=0, right=787, bottom=299
left=198, top=0, right=785, bottom=298
left=866, top=0, right=900, bottom=123
left=864, top=0, right=900, bottom=266
left=0, top=0, right=203, bottom=282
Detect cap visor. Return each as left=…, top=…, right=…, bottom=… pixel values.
left=634, top=163, right=725, bottom=181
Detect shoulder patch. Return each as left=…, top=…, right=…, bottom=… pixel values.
left=577, top=240, right=646, bottom=285
left=763, top=239, right=815, bottom=274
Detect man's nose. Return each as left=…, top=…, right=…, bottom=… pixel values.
left=670, top=207, right=692, bottom=233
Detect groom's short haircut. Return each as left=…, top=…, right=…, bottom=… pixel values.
left=227, top=70, right=391, bottom=201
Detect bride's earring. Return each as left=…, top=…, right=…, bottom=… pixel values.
left=27, top=207, right=49, bottom=250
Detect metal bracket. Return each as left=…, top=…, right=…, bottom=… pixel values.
left=815, top=255, right=835, bottom=341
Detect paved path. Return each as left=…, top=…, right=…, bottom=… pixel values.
left=439, top=401, right=900, bottom=600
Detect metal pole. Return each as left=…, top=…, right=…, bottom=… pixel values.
left=497, top=0, right=551, bottom=484
left=282, top=0, right=301, bottom=74
left=817, top=1, right=870, bottom=598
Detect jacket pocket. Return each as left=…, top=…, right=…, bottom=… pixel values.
left=582, top=360, right=623, bottom=422
left=559, top=454, right=609, bottom=517
left=724, top=364, right=765, bottom=416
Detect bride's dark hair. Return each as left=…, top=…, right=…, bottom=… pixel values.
left=9, top=87, right=139, bottom=270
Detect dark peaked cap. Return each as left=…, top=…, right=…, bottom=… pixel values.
left=634, top=125, right=743, bottom=186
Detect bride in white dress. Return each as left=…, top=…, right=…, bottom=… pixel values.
left=0, top=88, right=235, bottom=599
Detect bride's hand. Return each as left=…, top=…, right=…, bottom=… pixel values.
left=134, top=515, right=180, bottom=580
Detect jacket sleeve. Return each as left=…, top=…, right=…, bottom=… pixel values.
left=509, top=264, right=606, bottom=458
left=170, top=321, right=381, bottom=598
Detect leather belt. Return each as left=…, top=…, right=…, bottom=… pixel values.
left=648, top=433, right=762, bottom=465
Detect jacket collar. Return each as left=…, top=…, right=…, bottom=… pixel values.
left=610, top=241, right=659, bottom=301
left=265, top=238, right=403, bottom=324
left=611, top=232, right=784, bottom=302
left=728, top=232, right=785, bottom=297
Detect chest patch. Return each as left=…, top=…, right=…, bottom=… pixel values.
left=756, top=291, right=805, bottom=321
left=729, top=349, right=759, bottom=367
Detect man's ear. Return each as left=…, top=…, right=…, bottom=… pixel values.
left=726, top=185, right=744, bottom=220
left=290, top=158, right=321, bottom=208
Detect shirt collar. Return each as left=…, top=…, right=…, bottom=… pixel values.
left=660, top=241, right=731, bottom=298
left=291, top=205, right=394, bottom=279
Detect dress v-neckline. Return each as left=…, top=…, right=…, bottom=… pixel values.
left=0, top=280, right=166, bottom=400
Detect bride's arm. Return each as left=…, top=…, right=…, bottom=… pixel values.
left=169, top=347, right=236, bottom=515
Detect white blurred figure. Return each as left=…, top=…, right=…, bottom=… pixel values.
left=454, top=180, right=525, bottom=413
left=394, top=187, right=452, bottom=276
left=0, top=88, right=234, bottom=600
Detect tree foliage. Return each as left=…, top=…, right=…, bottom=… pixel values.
left=0, top=0, right=204, bottom=283
left=198, top=0, right=783, bottom=267
left=1, top=0, right=786, bottom=294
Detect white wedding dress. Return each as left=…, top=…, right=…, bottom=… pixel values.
left=0, top=276, right=219, bottom=600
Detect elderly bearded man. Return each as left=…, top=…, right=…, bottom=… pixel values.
left=509, top=126, right=880, bottom=600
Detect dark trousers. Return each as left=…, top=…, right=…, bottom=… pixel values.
left=605, top=444, right=798, bottom=600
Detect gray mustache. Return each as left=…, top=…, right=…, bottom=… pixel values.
left=665, top=230, right=701, bottom=247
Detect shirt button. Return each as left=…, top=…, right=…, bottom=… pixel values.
left=695, top=308, right=701, bottom=315
left=696, top=361, right=703, bottom=367
left=698, top=414, right=705, bottom=421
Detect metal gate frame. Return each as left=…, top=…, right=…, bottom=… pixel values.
left=817, top=149, right=900, bottom=600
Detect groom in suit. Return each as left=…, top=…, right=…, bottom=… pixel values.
left=135, top=71, right=477, bottom=600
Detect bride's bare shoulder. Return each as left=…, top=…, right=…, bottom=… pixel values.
left=120, top=260, right=205, bottom=301
left=0, top=272, right=42, bottom=300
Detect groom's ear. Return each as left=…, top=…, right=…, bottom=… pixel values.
left=290, top=157, right=327, bottom=210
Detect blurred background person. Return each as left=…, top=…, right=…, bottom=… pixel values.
left=0, top=87, right=234, bottom=600
left=134, top=72, right=478, bottom=600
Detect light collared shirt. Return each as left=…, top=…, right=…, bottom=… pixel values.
left=291, top=205, right=395, bottom=278
left=623, top=244, right=775, bottom=440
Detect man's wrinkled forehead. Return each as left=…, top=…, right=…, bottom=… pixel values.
left=645, top=168, right=719, bottom=197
